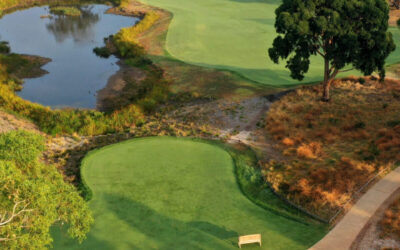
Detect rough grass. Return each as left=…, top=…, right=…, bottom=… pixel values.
left=380, top=198, right=400, bottom=239
left=52, top=137, right=325, bottom=249
left=136, top=0, right=400, bottom=86
left=264, top=77, right=400, bottom=220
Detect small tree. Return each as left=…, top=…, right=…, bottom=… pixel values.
left=0, top=131, right=93, bottom=249
left=269, top=0, right=396, bottom=101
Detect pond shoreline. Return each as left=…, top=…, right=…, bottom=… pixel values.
left=16, top=54, right=51, bottom=79
left=1, top=3, right=139, bottom=109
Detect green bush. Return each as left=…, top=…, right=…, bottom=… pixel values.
left=0, top=130, right=44, bottom=165
left=0, top=41, right=10, bottom=54
left=93, top=46, right=111, bottom=58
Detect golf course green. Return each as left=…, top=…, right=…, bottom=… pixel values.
left=140, top=0, right=400, bottom=86
left=52, top=137, right=325, bottom=249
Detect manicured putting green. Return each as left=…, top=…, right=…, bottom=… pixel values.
left=140, top=0, right=400, bottom=86
left=53, top=137, right=324, bottom=249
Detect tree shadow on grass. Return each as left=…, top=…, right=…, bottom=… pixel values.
left=51, top=224, right=115, bottom=250
left=103, top=193, right=237, bottom=249
left=103, top=193, right=326, bottom=249
left=186, top=221, right=238, bottom=240
left=228, top=0, right=281, bottom=4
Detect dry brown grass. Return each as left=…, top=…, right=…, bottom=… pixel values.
left=265, top=77, right=400, bottom=219
left=380, top=199, right=400, bottom=239
left=296, top=142, right=323, bottom=159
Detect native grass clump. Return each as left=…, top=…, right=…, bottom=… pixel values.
left=265, top=77, right=400, bottom=219
left=380, top=198, right=400, bottom=239
left=0, top=131, right=93, bottom=249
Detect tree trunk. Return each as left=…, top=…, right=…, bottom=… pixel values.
left=322, top=79, right=332, bottom=102
left=322, top=58, right=331, bottom=102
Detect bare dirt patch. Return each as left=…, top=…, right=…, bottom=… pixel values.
left=0, top=110, right=41, bottom=134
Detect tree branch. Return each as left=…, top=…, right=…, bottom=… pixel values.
left=338, top=68, right=354, bottom=73
left=0, top=201, right=33, bottom=227
left=329, top=68, right=339, bottom=80
left=316, top=49, right=325, bottom=57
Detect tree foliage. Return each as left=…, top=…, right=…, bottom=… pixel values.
left=269, top=0, right=396, bottom=100
left=0, top=131, right=93, bottom=249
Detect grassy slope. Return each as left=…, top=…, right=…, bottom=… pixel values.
left=137, top=0, right=400, bottom=86
left=52, top=137, right=325, bottom=249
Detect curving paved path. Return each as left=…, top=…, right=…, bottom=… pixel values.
left=310, top=167, right=400, bottom=250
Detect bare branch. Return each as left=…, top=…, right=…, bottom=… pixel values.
left=0, top=201, right=33, bottom=227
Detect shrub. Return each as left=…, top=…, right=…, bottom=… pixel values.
left=296, top=142, right=322, bottom=159
left=354, top=121, right=366, bottom=129
left=380, top=199, right=400, bottom=239
left=93, top=46, right=111, bottom=58
left=282, top=137, right=295, bottom=146
left=387, top=120, right=400, bottom=127
left=0, top=41, right=10, bottom=54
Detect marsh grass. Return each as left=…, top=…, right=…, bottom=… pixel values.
left=49, top=6, right=81, bottom=16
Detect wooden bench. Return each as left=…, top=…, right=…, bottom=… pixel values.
left=238, top=234, right=261, bottom=248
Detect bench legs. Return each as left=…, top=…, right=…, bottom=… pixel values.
left=238, top=242, right=261, bottom=248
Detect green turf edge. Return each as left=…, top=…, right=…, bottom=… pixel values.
left=77, top=136, right=326, bottom=227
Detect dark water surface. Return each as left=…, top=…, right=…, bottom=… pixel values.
left=0, top=5, right=138, bottom=108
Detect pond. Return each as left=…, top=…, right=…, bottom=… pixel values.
left=0, top=4, right=138, bottom=109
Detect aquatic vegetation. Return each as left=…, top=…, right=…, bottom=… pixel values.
left=50, top=6, right=81, bottom=16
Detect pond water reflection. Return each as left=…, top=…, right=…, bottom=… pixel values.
left=0, top=4, right=138, bottom=108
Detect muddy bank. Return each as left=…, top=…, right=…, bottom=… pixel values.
left=17, top=54, right=51, bottom=79
left=96, top=61, right=146, bottom=112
